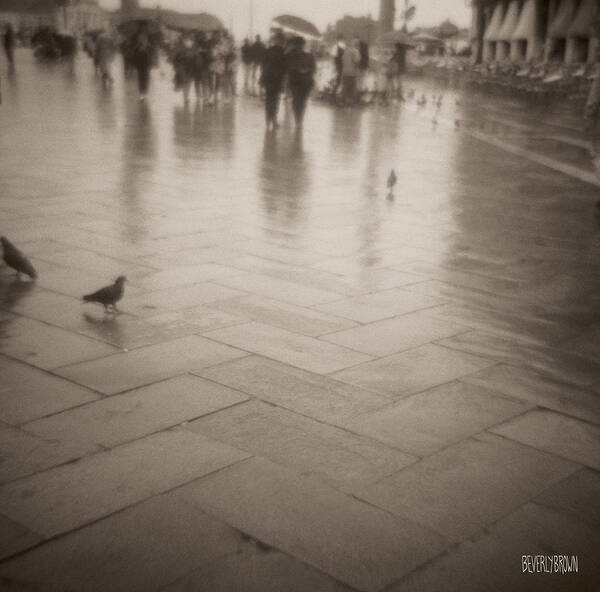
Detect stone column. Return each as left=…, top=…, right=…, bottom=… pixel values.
left=379, top=0, right=395, bottom=36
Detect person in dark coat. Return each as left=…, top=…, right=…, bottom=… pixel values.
left=260, top=32, right=286, bottom=131
left=250, top=34, right=266, bottom=94
left=131, top=23, right=154, bottom=100
left=4, top=24, right=15, bottom=71
left=333, top=35, right=344, bottom=94
left=286, top=36, right=315, bottom=128
left=358, top=39, right=369, bottom=93
left=241, top=37, right=252, bottom=93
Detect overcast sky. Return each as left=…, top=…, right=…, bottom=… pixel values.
left=99, top=0, right=471, bottom=38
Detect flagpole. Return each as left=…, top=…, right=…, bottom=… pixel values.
left=250, top=0, right=254, bottom=37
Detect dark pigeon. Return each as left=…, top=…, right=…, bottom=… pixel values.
left=1, top=237, right=37, bottom=280
left=83, top=276, right=126, bottom=312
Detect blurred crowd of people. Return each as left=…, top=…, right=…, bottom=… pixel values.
left=3, top=17, right=600, bottom=169
left=325, top=36, right=408, bottom=106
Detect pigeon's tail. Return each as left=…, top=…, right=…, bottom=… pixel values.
left=83, top=294, right=94, bottom=303
left=21, top=260, right=37, bottom=279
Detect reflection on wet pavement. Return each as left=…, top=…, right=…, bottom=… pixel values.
left=1, top=49, right=600, bottom=591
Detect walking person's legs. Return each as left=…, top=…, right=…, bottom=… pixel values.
left=264, top=84, right=281, bottom=129
left=291, top=86, right=309, bottom=127
left=137, top=65, right=150, bottom=99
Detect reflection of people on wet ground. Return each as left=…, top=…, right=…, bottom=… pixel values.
left=95, top=32, right=115, bottom=86
left=358, top=40, right=369, bottom=93
left=223, top=32, right=237, bottom=100
left=131, top=23, right=154, bottom=101
left=209, top=31, right=225, bottom=104
left=287, top=36, right=315, bottom=128
left=250, top=35, right=266, bottom=95
left=333, top=36, right=344, bottom=95
left=4, top=24, right=15, bottom=72
left=260, top=31, right=287, bottom=131
left=384, top=42, right=407, bottom=102
left=241, top=38, right=252, bottom=93
left=341, top=38, right=360, bottom=106
left=171, top=32, right=196, bottom=103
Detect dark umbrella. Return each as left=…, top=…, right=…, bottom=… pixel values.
left=272, top=15, right=320, bottom=39
left=117, top=19, right=162, bottom=37
left=438, top=20, right=459, bottom=39
left=161, top=12, right=222, bottom=32
left=378, top=30, right=415, bottom=46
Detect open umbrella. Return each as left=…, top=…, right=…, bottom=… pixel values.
left=272, top=15, right=320, bottom=40
left=161, top=12, right=222, bottom=32
left=117, top=19, right=162, bottom=37
left=438, top=20, right=459, bottom=39
left=411, top=32, right=442, bottom=43
left=378, top=30, right=415, bottom=46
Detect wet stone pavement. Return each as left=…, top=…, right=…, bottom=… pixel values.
left=1, top=50, right=600, bottom=591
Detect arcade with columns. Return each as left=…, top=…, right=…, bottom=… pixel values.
left=470, top=0, right=599, bottom=64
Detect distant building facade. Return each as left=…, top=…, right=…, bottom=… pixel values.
left=471, top=0, right=599, bottom=64
left=0, top=0, right=110, bottom=35
left=120, top=0, right=139, bottom=20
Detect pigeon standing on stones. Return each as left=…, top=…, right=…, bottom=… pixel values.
left=387, top=169, right=397, bottom=191
left=83, top=276, right=126, bottom=312
left=1, top=237, right=37, bottom=280
left=387, top=169, right=397, bottom=199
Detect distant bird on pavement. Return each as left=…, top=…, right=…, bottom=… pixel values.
left=387, top=169, right=397, bottom=199
left=83, top=276, right=126, bottom=312
left=1, top=237, right=37, bottom=280
left=387, top=169, right=397, bottom=191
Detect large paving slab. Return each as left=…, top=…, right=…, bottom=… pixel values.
left=332, top=344, right=495, bottom=397
left=2, top=285, right=105, bottom=330
left=534, top=468, right=600, bottom=528
left=187, top=400, right=415, bottom=492
left=0, top=314, right=119, bottom=371
left=122, top=282, right=248, bottom=314
left=0, top=423, right=97, bottom=484
left=204, top=322, right=372, bottom=374
left=0, top=356, right=100, bottom=425
left=37, top=248, right=156, bottom=282
left=355, top=433, right=579, bottom=542
left=55, top=335, right=248, bottom=394
left=207, top=294, right=358, bottom=337
left=0, top=492, right=244, bottom=592
left=24, top=374, right=248, bottom=449
left=313, top=288, right=446, bottom=323
left=423, top=300, right=573, bottom=345
left=138, top=246, right=239, bottom=268
left=387, top=503, right=600, bottom=592
left=173, top=457, right=449, bottom=592
left=345, top=381, right=531, bottom=456
left=438, top=330, right=600, bottom=387
left=214, top=272, right=346, bottom=307
left=134, top=263, right=245, bottom=291
left=463, top=364, right=600, bottom=424
left=492, top=409, right=600, bottom=470
left=197, top=355, right=392, bottom=426
left=0, top=428, right=249, bottom=537
left=0, top=515, right=43, bottom=562
left=321, top=311, right=469, bottom=356
left=163, top=545, right=355, bottom=592
left=70, top=307, right=243, bottom=350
